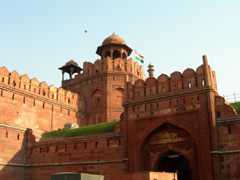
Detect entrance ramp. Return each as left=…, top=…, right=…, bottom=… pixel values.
left=111, top=171, right=177, bottom=180
left=51, top=172, right=104, bottom=180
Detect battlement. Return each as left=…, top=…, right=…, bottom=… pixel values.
left=215, top=95, right=237, bottom=118
left=25, top=132, right=124, bottom=165
left=0, top=66, right=79, bottom=108
left=82, top=57, right=143, bottom=78
left=126, top=57, right=218, bottom=101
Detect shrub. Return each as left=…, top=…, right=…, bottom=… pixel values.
left=41, top=120, right=120, bottom=141
left=230, top=102, right=240, bottom=114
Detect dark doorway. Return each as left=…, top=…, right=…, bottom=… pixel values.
left=156, top=151, right=191, bottom=180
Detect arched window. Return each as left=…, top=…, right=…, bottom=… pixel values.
left=104, top=51, right=111, bottom=58
left=122, top=52, right=127, bottom=59
left=113, top=50, right=121, bottom=60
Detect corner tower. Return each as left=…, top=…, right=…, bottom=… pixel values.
left=60, top=33, right=144, bottom=126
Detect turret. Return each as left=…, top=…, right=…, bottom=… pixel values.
left=147, top=63, right=154, bottom=77
left=96, top=32, right=132, bottom=60
left=59, top=60, right=82, bottom=80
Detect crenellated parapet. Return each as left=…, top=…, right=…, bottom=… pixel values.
left=126, top=57, right=218, bottom=101
left=82, top=58, right=143, bottom=79
left=0, top=66, right=80, bottom=108
left=215, top=96, right=237, bottom=118
left=25, top=132, right=124, bottom=165
left=0, top=66, right=85, bottom=131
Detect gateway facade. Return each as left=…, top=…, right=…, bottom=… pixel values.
left=0, top=34, right=239, bottom=180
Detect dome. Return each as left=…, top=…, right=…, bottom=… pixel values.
left=102, top=32, right=126, bottom=45
left=65, top=60, right=78, bottom=67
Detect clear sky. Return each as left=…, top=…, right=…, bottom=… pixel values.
left=0, top=1, right=239, bottom=102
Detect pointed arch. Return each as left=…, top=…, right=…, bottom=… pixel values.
left=139, top=122, right=198, bottom=152
left=152, top=149, right=194, bottom=180
left=122, top=52, right=127, bottom=59
left=92, top=89, right=103, bottom=108
left=104, top=51, right=111, bottom=58
left=138, top=122, right=199, bottom=179
left=151, top=146, right=193, bottom=172
left=112, top=88, right=124, bottom=107
left=113, top=50, right=121, bottom=60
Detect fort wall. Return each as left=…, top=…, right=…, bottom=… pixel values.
left=215, top=98, right=240, bottom=180
left=0, top=125, right=26, bottom=180
left=0, top=123, right=43, bottom=180
left=126, top=63, right=217, bottom=102
left=122, top=58, right=239, bottom=180
left=216, top=118, right=240, bottom=179
left=0, top=67, right=82, bottom=131
left=25, top=132, right=125, bottom=180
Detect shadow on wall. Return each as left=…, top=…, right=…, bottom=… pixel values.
left=0, top=125, right=29, bottom=180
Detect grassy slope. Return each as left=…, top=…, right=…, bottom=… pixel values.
left=41, top=102, right=240, bottom=141
left=230, top=102, right=240, bottom=114
left=41, top=120, right=120, bottom=141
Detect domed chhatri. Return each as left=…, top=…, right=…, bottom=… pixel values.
left=96, top=33, right=132, bottom=58
left=65, top=60, right=79, bottom=67
left=59, top=59, right=82, bottom=80
left=102, top=32, right=126, bottom=45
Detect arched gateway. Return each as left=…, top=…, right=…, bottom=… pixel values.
left=156, top=151, right=191, bottom=180
left=140, top=123, right=199, bottom=180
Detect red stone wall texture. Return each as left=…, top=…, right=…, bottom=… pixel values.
left=0, top=125, right=27, bottom=180
left=25, top=132, right=125, bottom=180
left=0, top=67, right=79, bottom=131
left=217, top=118, right=240, bottom=179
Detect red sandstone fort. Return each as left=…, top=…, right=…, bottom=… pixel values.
left=0, top=33, right=240, bottom=180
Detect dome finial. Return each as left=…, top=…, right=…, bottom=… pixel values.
left=101, top=33, right=126, bottom=46
left=148, top=63, right=154, bottom=69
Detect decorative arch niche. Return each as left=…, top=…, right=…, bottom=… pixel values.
left=91, top=89, right=103, bottom=108
left=112, top=88, right=124, bottom=107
